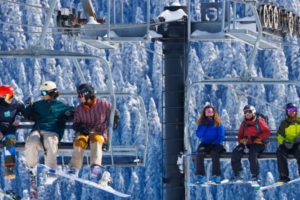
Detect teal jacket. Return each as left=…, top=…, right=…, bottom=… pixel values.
left=24, top=99, right=74, bottom=140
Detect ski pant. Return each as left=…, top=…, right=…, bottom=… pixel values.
left=196, top=143, right=225, bottom=176
left=277, top=144, right=300, bottom=179
left=24, top=130, right=59, bottom=169
left=231, top=143, right=265, bottom=177
left=70, top=132, right=105, bottom=170
left=3, top=134, right=16, bottom=167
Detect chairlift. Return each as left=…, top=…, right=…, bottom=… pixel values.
left=56, top=0, right=154, bottom=43
left=187, top=0, right=300, bottom=49
left=0, top=0, right=149, bottom=167
left=0, top=46, right=150, bottom=167
left=183, top=77, right=300, bottom=199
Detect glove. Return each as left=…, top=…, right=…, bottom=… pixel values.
left=64, top=110, right=74, bottom=119
left=240, top=138, right=248, bottom=145
left=294, top=136, right=300, bottom=144
left=249, top=136, right=258, bottom=141
left=25, top=97, right=32, bottom=107
left=262, top=138, right=270, bottom=144
left=284, top=141, right=293, bottom=149
left=3, top=136, right=16, bottom=148
left=73, top=123, right=90, bottom=136
left=235, top=143, right=245, bottom=152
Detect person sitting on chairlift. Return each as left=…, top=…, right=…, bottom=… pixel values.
left=231, top=105, right=270, bottom=183
left=0, top=85, right=25, bottom=180
left=276, top=103, right=300, bottom=183
left=195, top=104, right=225, bottom=184
left=23, top=81, right=74, bottom=174
left=68, top=83, right=120, bottom=186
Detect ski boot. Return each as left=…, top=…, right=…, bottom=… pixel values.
left=91, top=165, right=102, bottom=178
left=195, top=175, right=206, bottom=185
left=211, top=175, right=221, bottom=184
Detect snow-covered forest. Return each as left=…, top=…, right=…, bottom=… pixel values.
left=1, top=0, right=300, bottom=199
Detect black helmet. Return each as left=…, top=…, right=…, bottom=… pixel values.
left=286, top=103, right=296, bottom=109
left=286, top=103, right=297, bottom=115
left=77, top=83, right=95, bottom=100
left=243, top=105, right=256, bottom=114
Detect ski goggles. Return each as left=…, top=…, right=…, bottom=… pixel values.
left=41, top=90, right=48, bottom=96
left=244, top=110, right=253, bottom=115
left=286, top=107, right=297, bottom=113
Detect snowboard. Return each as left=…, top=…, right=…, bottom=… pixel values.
left=39, top=164, right=130, bottom=198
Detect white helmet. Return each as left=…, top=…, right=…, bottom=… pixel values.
left=39, top=81, right=57, bottom=91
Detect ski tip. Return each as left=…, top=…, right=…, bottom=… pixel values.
left=220, top=179, right=230, bottom=184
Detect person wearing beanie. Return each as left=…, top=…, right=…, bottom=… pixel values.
left=276, top=103, right=300, bottom=183
left=67, top=83, right=120, bottom=186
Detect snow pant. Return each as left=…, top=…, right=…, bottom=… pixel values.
left=24, top=130, right=59, bottom=169
left=3, top=134, right=16, bottom=167
left=196, top=143, right=225, bottom=176
left=70, top=132, right=104, bottom=170
left=277, top=144, right=300, bottom=179
left=231, top=143, right=265, bottom=177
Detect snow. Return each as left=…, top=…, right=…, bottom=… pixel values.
left=1, top=0, right=300, bottom=199
left=158, top=8, right=187, bottom=22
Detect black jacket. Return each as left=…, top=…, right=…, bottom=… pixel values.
left=0, top=98, right=25, bottom=135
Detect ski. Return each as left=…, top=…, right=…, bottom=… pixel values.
left=4, top=190, right=20, bottom=200
left=29, top=171, right=38, bottom=200
left=38, top=164, right=130, bottom=198
left=188, top=179, right=260, bottom=189
left=259, top=177, right=300, bottom=191
left=0, top=190, right=19, bottom=200
left=188, top=179, right=231, bottom=187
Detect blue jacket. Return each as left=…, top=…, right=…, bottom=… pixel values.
left=196, top=119, right=225, bottom=144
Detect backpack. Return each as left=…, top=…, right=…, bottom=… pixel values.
left=243, top=112, right=269, bottom=135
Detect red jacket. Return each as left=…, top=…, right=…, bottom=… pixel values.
left=237, top=117, right=270, bottom=144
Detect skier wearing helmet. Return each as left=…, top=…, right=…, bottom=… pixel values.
left=231, top=105, right=270, bottom=185
left=0, top=85, right=24, bottom=179
left=23, top=81, right=74, bottom=173
left=276, top=103, right=300, bottom=183
left=67, top=83, right=120, bottom=185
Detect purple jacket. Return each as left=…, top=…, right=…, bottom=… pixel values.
left=74, top=98, right=112, bottom=133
